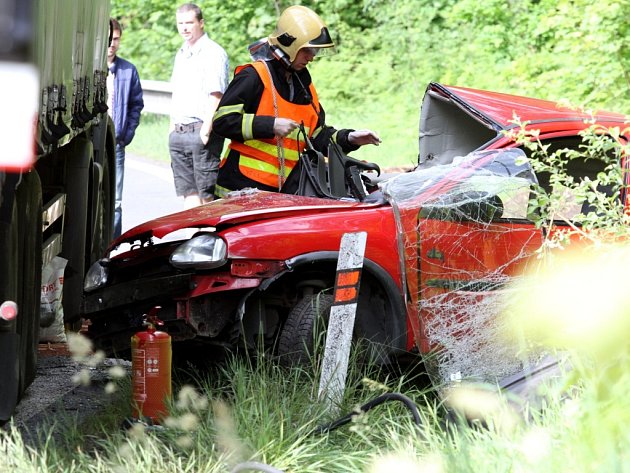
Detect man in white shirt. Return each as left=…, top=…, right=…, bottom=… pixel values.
left=169, top=3, right=229, bottom=208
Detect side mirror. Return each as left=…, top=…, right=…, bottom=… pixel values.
left=456, top=193, right=504, bottom=222
left=420, top=191, right=504, bottom=223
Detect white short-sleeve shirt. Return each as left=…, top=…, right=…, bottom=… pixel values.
left=170, top=33, right=229, bottom=125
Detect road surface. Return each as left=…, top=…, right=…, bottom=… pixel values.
left=120, top=154, right=183, bottom=234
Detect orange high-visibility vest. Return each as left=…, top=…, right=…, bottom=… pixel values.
left=228, top=61, right=320, bottom=189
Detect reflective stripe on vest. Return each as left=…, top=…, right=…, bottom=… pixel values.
left=228, top=61, right=320, bottom=188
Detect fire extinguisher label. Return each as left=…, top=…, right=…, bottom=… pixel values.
left=132, top=346, right=162, bottom=396
left=132, top=348, right=147, bottom=397
left=145, top=347, right=161, bottom=377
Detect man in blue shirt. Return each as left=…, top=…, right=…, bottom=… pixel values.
left=107, top=18, right=144, bottom=238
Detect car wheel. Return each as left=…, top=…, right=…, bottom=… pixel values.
left=277, top=293, right=334, bottom=365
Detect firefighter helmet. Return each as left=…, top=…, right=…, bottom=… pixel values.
left=268, top=6, right=334, bottom=63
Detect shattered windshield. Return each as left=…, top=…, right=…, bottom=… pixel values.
left=381, top=149, right=543, bottom=388
left=381, top=148, right=537, bottom=217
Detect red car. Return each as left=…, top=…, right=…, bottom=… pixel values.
left=82, top=83, right=629, bottom=384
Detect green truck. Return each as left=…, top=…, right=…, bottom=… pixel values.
left=0, top=0, right=115, bottom=421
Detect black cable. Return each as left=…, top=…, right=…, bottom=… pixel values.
left=313, top=392, right=422, bottom=435
left=296, top=121, right=309, bottom=155
left=291, top=70, right=321, bottom=118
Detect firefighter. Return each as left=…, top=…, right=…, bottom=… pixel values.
left=212, top=5, right=381, bottom=198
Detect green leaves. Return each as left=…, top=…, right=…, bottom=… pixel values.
left=112, top=0, right=629, bottom=171
left=112, top=0, right=629, bottom=141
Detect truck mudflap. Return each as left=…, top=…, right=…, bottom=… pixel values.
left=0, top=332, right=19, bottom=422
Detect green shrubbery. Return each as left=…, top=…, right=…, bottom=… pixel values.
left=117, top=0, right=629, bottom=166
left=113, top=0, right=630, bottom=109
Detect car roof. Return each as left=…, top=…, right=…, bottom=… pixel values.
left=429, top=82, right=628, bottom=130
left=418, top=82, right=629, bottom=167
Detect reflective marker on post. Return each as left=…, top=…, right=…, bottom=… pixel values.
left=334, top=270, right=361, bottom=303
left=318, top=232, right=367, bottom=410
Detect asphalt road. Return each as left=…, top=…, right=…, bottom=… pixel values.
left=120, top=153, right=183, bottom=234
left=7, top=355, right=131, bottom=446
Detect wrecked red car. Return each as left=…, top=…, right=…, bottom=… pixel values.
left=82, top=82, right=629, bottom=384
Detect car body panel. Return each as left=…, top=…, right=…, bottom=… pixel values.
left=415, top=219, right=541, bottom=353
left=380, top=148, right=542, bottom=354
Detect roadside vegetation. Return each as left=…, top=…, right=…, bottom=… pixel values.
left=3, top=124, right=630, bottom=471
left=121, top=0, right=629, bottom=167
left=2, top=320, right=630, bottom=472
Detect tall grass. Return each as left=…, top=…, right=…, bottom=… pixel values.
left=3, top=345, right=630, bottom=472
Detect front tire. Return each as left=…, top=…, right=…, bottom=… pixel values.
left=277, top=293, right=334, bottom=365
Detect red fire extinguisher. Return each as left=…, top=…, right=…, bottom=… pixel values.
left=131, top=306, right=172, bottom=423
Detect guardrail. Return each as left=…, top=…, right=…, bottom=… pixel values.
left=141, top=79, right=172, bottom=115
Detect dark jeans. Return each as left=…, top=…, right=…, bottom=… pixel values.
left=113, top=143, right=125, bottom=238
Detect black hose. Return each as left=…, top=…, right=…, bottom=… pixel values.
left=291, top=71, right=321, bottom=118
left=313, top=392, right=422, bottom=435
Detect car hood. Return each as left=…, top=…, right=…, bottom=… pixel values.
left=110, top=190, right=381, bottom=250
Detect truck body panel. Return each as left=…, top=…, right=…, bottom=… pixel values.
left=0, top=0, right=115, bottom=422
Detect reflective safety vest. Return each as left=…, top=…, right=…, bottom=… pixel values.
left=228, top=61, right=321, bottom=189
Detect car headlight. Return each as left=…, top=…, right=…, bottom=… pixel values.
left=170, top=234, right=227, bottom=269
left=84, top=260, right=109, bottom=292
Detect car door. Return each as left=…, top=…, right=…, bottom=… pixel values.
left=383, top=149, right=544, bottom=384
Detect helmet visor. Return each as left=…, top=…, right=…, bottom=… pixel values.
left=308, top=26, right=333, bottom=47
left=301, top=45, right=336, bottom=58
left=303, top=26, right=334, bottom=58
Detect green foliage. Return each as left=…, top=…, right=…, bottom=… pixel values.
left=115, top=0, right=630, bottom=167
left=507, top=118, right=630, bottom=250
left=111, top=0, right=182, bottom=80
left=113, top=0, right=630, bottom=110
left=503, top=126, right=630, bottom=471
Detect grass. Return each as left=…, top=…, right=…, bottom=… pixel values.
left=325, top=94, right=421, bottom=169
left=127, top=104, right=419, bottom=170
left=3, top=342, right=630, bottom=472
left=127, top=113, right=171, bottom=164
